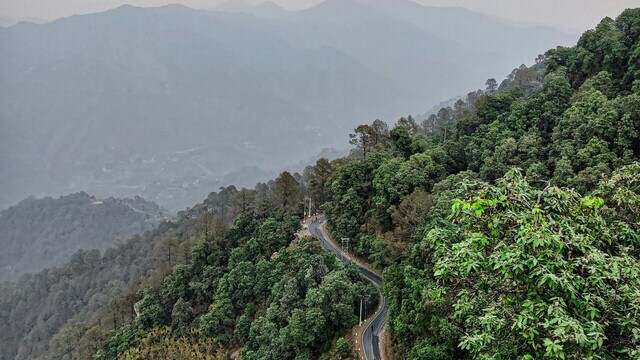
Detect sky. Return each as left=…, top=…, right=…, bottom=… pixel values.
left=413, top=0, right=640, bottom=33
left=1, top=0, right=638, bottom=33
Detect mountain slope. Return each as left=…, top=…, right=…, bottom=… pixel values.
left=280, top=0, right=575, bottom=101
left=214, top=0, right=289, bottom=18
left=214, top=0, right=254, bottom=13
left=250, top=1, right=290, bottom=18
left=0, top=192, right=167, bottom=281
left=0, top=1, right=575, bottom=211
left=0, top=4, right=402, bottom=211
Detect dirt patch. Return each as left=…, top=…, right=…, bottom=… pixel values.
left=289, top=220, right=312, bottom=248
left=350, top=321, right=368, bottom=360
left=381, top=328, right=394, bottom=360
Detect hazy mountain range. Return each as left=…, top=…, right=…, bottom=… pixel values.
left=0, top=0, right=576, bottom=211
left=214, top=0, right=290, bottom=18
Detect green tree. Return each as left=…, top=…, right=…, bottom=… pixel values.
left=199, top=297, right=235, bottom=344
left=335, top=337, right=351, bottom=358
left=391, top=125, right=414, bottom=158
left=309, top=158, right=333, bottom=206
left=396, top=116, right=420, bottom=135
left=427, top=168, right=640, bottom=358
left=485, top=78, right=498, bottom=93
left=273, top=171, right=302, bottom=215
left=233, top=188, right=257, bottom=217
left=138, top=290, right=164, bottom=329
left=370, top=119, right=391, bottom=149
left=235, top=314, right=251, bottom=344
left=349, top=124, right=374, bottom=158
left=391, top=189, right=433, bottom=241
left=171, top=298, right=193, bottom=335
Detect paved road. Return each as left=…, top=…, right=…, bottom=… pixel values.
left=308, top=217, right=387, bottom=360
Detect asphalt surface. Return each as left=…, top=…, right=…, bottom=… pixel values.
left=308, top=217, right=387, bottom=360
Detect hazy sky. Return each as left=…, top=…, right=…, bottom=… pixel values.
left=414, top=0, right=639, bottom=33
left=1, top=0, right=638, bottom=33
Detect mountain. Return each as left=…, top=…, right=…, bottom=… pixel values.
left=213, top=0, right=290, bottom=19
left=0, top=16, right=46, bottom=27
left=0, top=192, right=168, bottom=281
left=214, top=0, right=254, bottom=13
left=214, top=0, right=289, bottom=18
left=281, top=0, right=575, bottom=100
left=250, top=1, right=290, bottom=18
left=0, top=1, right=575, bottom=211
left=0, top=213, right=186, bottom=360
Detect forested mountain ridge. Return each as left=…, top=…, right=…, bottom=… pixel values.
left=0, top=220, right=189, bottom=360
left=91, top=9, right=639, bottom=360
left=320, top=9, right=640, bottom=359
left=0, top=176, right=377, bottom=360
left=1, top=9, right=639, bottom=360
left=0, top=188, right=243, bottom=360
left=0, top=192, right=167, bottom=281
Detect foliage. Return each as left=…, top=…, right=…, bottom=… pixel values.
left=428, top=168, right=640, bottom=358
left=335, top=337, right=352, bottom=358
left=0, top=225, right=178, bottom=360
left=98, top=227, right=375, bottom=360
left=0, top=192, right=166, bottom=281
left=322, top=9, right=640, bottom=359
left=87, top=169, right=376, bottom=360
left=0, top=170, right=308, bottom=360
left=273, top=171, right=303, bottom=215
left=116, top=327, right=223, bottom=360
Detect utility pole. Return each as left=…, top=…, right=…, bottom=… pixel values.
left=304, top=196, right=312, bottom=219
left=359, top=296, right=363, bottom=326
left=365, top=294, right=370, bottom=319
left=341, top=238, right=350, bottom=253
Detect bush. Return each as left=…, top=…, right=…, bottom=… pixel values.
left=335, top=337, right=351, bottom=358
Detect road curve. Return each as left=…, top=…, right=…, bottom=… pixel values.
left=308, top=217, right=387, bottom=360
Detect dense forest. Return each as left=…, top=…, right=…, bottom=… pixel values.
left=0, top=192, right=167, bottom=281
left=0, top=178, right=377, bottom=360
left=320, top=9, right=640, bottom=359
left=1, top=9, right=639, bottom=360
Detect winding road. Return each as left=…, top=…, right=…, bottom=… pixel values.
left=308, top=217, right=388, bottom=360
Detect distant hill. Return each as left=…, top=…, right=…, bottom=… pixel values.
left=0, top=1, right=575, bottom=211
left=214, top=0, right=254, bottom=13
left=0, top=192, right=168, bottom=281
left=0, top=16, right=46, bottom=27
left=250, top=1, right=290, bottom=18
left=214, top=0, right=290, bottom=18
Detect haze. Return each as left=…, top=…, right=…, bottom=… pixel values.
left=1, top=0, right=638, bottom=32
left=1, top=0, right=582, bottom=211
